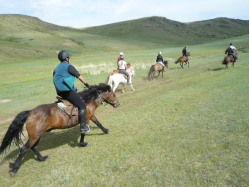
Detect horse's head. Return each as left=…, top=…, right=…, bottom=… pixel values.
left=127, top=67, right=136, bottom=77
left=126, top=63, right=131, bottom=69
left=187, top=52, right=191, bottom=56
left=163, top=61, right=169, bottom=68
left=100, top=88, right=120, bottom=108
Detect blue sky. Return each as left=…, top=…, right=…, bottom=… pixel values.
left=0, top=0, right=248, bottom=28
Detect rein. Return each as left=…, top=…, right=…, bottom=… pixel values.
left=98, top=93, right=118, bottom=106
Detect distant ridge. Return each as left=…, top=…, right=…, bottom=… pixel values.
left=0, top=14, right=249, bottom=61
left=83, top=16, right=249, bottom=45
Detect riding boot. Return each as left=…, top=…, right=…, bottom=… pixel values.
left=127, top=77, right=131, bottom=85
left=79, top=109, right=90, bottom=133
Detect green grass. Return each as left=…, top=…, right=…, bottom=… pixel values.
left=0, top=20, right=249, bottom=186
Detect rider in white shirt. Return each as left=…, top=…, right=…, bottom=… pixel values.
left=225, top=43, right=238, bottom=61
left=118, top=56, right=131, bottom=84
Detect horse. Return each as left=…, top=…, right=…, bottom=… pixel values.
left=222, top=54, right=238, bottom=69
left=0, top=83, right=120, bottom=175
left=175, top=52, right=191, bottom=68
left=107, top=66, right=135, bottom=93
left=148, top=61, right=168, bottom=80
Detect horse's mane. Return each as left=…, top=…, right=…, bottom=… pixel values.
left=78, top=83, right=111, bottom=104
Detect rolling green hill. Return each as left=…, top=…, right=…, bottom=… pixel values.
left=83, top=16, right=249, bottom=45
left=1, top=14, right=249, bottom=63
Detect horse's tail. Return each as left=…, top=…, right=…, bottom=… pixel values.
left=175, top=57, right=181, bottom=64
left=0, top=110, right=30, bottom=155
left=222, top=56, right=228, bottom=65
left=148, top=65, right=154, bottom=79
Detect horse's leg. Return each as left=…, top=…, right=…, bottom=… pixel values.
left=79, top=133, right=88, bottom=147
left=112, top=81, right=119, bottom=93
left=232, top=62, right=234, bottom=68
left=130, top=84, right=135, bottom=91
left=181, top=62, right=184, bottom=69
left=122, top=83, right=125, bottom=93
left=91, top=114, right=109, bottom=134
left=9, top=140, right=30, bottom=175
left=31, top=138, right=48, bottom=162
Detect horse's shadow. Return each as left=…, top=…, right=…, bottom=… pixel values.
left=0, top=126, right=107, bottom=165
left=208, top=68, right=226, bottom=71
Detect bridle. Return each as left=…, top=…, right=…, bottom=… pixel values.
left=98, top=92, right=118, bottom=106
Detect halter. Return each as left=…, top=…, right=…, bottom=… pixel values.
left=98, top=92, right=118, bottom=106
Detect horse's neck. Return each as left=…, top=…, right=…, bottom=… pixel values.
left=88, top=97, right=102, bottom=110
left=126, top=68, right=134, bottom=75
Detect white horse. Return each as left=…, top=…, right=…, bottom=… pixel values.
left=107, top=67, right=136, bottom=93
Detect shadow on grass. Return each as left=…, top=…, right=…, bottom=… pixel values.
left=0, top=125, right=108, bottom=166
left=208, top=68, right=226, bottom=71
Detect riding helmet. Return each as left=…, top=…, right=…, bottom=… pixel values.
left=58, top=50, right=70, bottom=61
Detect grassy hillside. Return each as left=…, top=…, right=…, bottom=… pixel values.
left=0, top=34, right=249, bottom=186
left=83, top=16, right=249, bottom=45
left=1, top=14, right=249, bottom=63
left=0, top=14, right=165, bottom=63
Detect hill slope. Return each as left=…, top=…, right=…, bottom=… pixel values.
left=83, top=16, right=249, bottom=45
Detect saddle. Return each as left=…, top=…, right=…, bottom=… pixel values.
left=56, top=96, right=78, bottom=118
left=112, top=70, right=128, bottom=79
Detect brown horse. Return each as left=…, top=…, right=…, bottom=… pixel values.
left=112, top=63, right=132, bottom=75
left=148, top=61, right=168, bottom=80
left=222, top=54, right=238, bottom=69
left=175, top=52, right=191, bottom=68
left=0, top=83, right=120, bottom=175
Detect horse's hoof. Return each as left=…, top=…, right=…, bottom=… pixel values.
left=80, top=142, right=88, bottom=147
left=38, top=156, right=49, bottom=162
left=104, top=129, right=110, bottom=134
left=9, top=171, right=16, bottom=177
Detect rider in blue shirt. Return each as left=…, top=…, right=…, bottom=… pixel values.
left=53, top=50, right=90, bottom=134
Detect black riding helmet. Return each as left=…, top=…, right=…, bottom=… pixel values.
left=58, top=50, right=70, bottom=62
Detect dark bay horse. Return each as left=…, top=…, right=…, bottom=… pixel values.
left=148, top=61, right=168, bottom=80
left=0, top=83, right=120, bottom=175
left=222, top=54, right=238, bottom=69
left=175, top=52, right=191, bottom=68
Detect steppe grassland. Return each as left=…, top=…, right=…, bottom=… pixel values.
left=0, top=35, right=249, bottom=186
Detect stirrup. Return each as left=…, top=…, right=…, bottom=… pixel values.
left=81, top=124, right=90, bottom=133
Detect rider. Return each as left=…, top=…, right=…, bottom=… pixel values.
left=225, top=43, right=237, bottom=61
left=156, top=51, right=165, bottom=67
left=182, top=46, right=189, bottom=62
left=118, top=55, right=131, bottom=84
left=53, top=50, right=91, bottom=133
left=117, top=52, right=124, bottom=69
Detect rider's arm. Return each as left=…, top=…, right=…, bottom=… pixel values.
left=68, top=65, right=88, bottom=85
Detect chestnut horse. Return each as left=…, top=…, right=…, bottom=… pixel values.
left=222, top=54, right=238, bottom=69
left=0, top=83, right=120, bottom=175
left=148, top=61, right=168, bottom=80
left=175, top=52, right=191, bottom=68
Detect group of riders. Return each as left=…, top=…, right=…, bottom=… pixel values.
left=53, top=42, right=237, bottom=134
